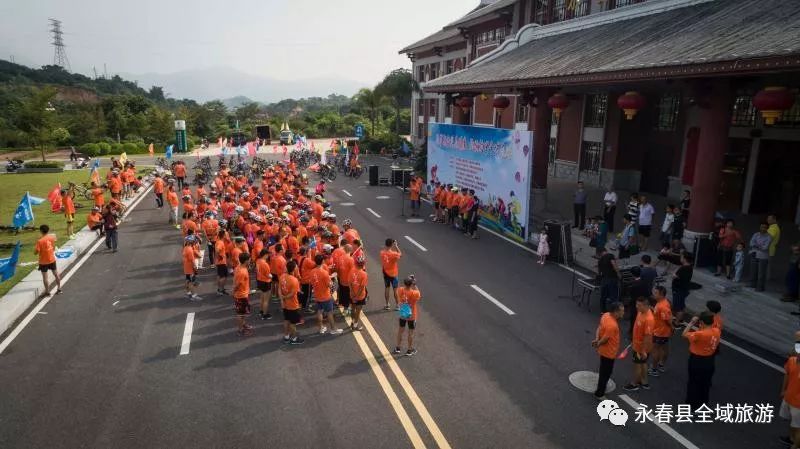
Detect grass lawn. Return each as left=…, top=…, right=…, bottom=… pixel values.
left=0, top=169, right=113, bottom=298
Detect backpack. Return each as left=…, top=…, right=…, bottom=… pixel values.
left=398, top=303, right=412, bottom=320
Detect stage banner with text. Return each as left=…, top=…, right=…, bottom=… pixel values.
left=427, top=123, right=533, bottom=242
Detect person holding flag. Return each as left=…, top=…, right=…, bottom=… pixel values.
left=0, top=241, right=21, bottom=282
left=34, top=224, right=62, bottom=296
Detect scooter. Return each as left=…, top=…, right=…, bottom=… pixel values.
left=5, top=158, right=23, bottom=172
left=73, top=157, right=90, bottom=169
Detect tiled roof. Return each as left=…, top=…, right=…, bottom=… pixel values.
left=399, top=28, right=463, bottom=54
left=443, top=0, right=517, bottom=29
left=425, top=0, right=800, bottom=90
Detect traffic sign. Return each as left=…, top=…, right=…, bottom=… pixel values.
left=355, top=124, right=364, bottom=139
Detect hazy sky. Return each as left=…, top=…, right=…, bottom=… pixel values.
left=0, top=0, right=478, bottom=85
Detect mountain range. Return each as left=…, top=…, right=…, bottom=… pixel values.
left=122, top=67, right=367, bottom=105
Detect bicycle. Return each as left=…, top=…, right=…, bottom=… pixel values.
left=68, top=181, right=94, bottom=201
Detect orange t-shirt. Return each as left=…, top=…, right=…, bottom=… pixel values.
left=35, top=235, right=56, bottom=265
left=279, top=273, right=301, bottom=310
left=233, top=265, right=250, bottom=299
left=214, top=240, right=227, bottom=266
left=687, top=327, right=721, bottom=357
left=63, top=195, right=75, bottom=215
left=174, top=164, right=186, bottom=177
left=342, top=229, right=359, bottom=245
left=167, top=191, right=179, bottom=207
left=596, top=312, right=620, bottom=359
left=202, top=220, right=219, bottom=243
left=256, top=258, right=272, bottom=283
left=632, top=309, right=655, bottom=354
left=108, top=177, right=122, bottom=194
left=784, top=357, right=800, bottom=408
left=712, top=314, right=723, bottom=332
left=350, top=268, right=368, bottom=301
left=299, top=256, right=316, bottom=285
left=87, top=212, right=102, bottom=228
left=182, top=245, right=199, bottom=275
left=398, top=286, right=421, bottom=320
left=182, top=219, right=198, bottom=237
left=410, top=182, right=420, bottom=201
left=270, top=254, right=287, bottom=277
left=337, top=254, right=354, bottom=286
left=153, top=178, right=165, bottom=194
left=92, top=188, right=105, bottom=207
left=380, top=249, right=401, bottom=277
left=310, top=266, right=331, bottom=301
left=653, top=299, right=673, bottom=338
left=231, top=247, right=242, bottom=270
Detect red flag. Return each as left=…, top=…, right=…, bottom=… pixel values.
left=354, top=142, right=360, bottom=155
left=247, top=141, right=256, bottom=156
left=48, top=183, right=62, bottom=213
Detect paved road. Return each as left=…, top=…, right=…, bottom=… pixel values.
left=0, top=155, right=789, bottom=449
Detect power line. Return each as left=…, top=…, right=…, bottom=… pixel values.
left=49, top=18, right=71, bottom=71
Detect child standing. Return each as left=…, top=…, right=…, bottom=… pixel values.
left=733, top=242, right=745, bottom=282
left=537, top=229, right=549, bottom=264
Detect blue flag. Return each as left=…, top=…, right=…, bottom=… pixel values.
left=91, top=158, right=100, bottom=170
left=0, top=241, right=21, bottom=282
left=12, top=193, right=35, bottom=228
left=165, top=144, right=174, bottom=159
left=28, top=194, right=45, bottom=205
left=401, top=141, right=411, bottom=155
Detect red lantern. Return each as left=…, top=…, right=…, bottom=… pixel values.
left=492, top=96, right=510, bottom=111
left=617, top=91, right=646, bottom=120
left=457, top=96, right=474, bottom=113
left=547, top=93, right=569, bottom=118
left=753, top=86, right=795, bottom=125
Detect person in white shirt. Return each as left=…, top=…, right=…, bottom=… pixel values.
left=603, top=186, right=618, bottom=233
left=660, top=204, right=675, bottom=248
left=638, top=195, right=656, bottom=250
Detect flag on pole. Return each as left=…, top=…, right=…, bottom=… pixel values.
left=247, top=141, right=256, bottom=156
left=28, top=194, right=45, bottom=205
left=401, top=140, right=411, bottom=155
left=354, top=142, right=360, bottom=155
left=148, top=143, right=154, bottom=157
left=0, top=241, right=21, bottom=282
left=89, top=158, right=101, bottom=184
left=165, top=144, right=174, bottom=160
left=47, top=184, right=62, bottom=213
left=13, top=193, right=37, bottom=228
left=119, top=152, right=128, bottom=165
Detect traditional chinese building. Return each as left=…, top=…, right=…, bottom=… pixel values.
left=407, top=0, right=800, bottom=237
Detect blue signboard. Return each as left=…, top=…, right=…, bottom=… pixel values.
left=355, top=124, right=364, bottom=139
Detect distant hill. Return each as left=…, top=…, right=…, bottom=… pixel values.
left=125, top=67, right=365, bottom=104
left=222, top=96, right=258, bottom=109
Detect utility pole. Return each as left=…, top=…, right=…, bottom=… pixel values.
left=93, top=66, right=98, bottom=79
left=49, top=18, right=71, bottom=71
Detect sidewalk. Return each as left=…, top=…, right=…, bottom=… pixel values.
left=0, top=183, right=152, bottom=339
left=534, top=178, right=797, bottom=357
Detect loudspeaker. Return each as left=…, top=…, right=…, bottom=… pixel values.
left=369, top=165, right=379, bottom=186
left=543, top=220, right=574, bottom=264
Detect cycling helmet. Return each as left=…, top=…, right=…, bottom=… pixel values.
left=342, top=219, right=352, bottom=227
left=322, top=244, right=333, bottom=253
left=235, top=206, right=244, bottom=213
left=355, top=255, right=366, bottom=265
left=321, top=211, right=330, bottom=219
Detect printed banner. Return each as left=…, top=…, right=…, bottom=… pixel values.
left=427, top=123, right=533, bottom=242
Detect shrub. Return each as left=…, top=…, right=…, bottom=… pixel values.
left=110, top=143, right=124, bottom=155
left=80, top=143, right=100, bottom=157
left=97, top=142, right=111, bottom=154
left=25, top=161, right=64, bottom=169
left=122, top=142, right=138, bottom=154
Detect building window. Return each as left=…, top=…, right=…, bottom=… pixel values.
left=584, top=94, right=608, bottom=128
left=534, top=0, right=552, bottom=25
left=552, top=0, right=590, bottom=23
left=445, top=60, right=454, bottom=75
left=580, top=141, right=603, bottom=173
left=445, top=102, right=452, bottom=118
left=731, top=92, right=756, bottom=127
left=775, top=94, right=800, bottom=128
left=429, top=100, right=437, bottom=121
left=475, top=26, right=509, bottom=47
left=429, top=63, right=438, bottom=80
left=515, top=99, right=529, bottom=123
left=611, top=0, right=647, bottom=9
left=417, top=100, right=425, bottom=117
left=416, top=66, right=425, bottom=83
left=654, top=93, right=680, bottom=131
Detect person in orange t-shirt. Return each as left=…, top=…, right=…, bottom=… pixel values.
left=592, top=301, right=624, bottom=399
left=153, top=174, right=165, bottom=208
left=270, top=244, right=287, bottom=299
left=34, top=225, right=62, bottom=296
left=233, top=252, right=253, bottom=336
left=394, top=276, right=421, bottom=356
left=214, top=229, right=229, bottom=295
left=650, top=286, right=673, bottom=377
left=682, top=312, right=721, bottom=409
left=310, top=254, right=342, bottom=335
left=173, top=161, right=187, bottom=190
left=91, top=182, right=106, bottom=208
left=166, top=184, right=179, bottom=225
left=409, top=176, right=421, bottom=218
left=336, top=244, right=355, bottom=314
left=108, top=171, right=123, bottom=199
left=298, top=246, right=317, bottom=312
left=380, top=238, right=402, bottom=310
left=87, top=207, right=104, bottom=236
left=255, top=248, right=273, bottom=320
left=349, top=255, right=368, bottom=330
left=279, top=260, right=304, bottom=344
left=781, top=331, right=800, bottom=447
left=61, top=185, right=77, bottom=238
left=624, top=297, right=654, bottom=391
left=182, top=233, right=202, bottom=301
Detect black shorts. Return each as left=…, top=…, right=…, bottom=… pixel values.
left=633, top=351, right=649, bottom=364
left=433, top=201, right=439, bottom=209
left=639, top=225, right=652, bottom=237
left=653, top=336, right=670, bottom=345
left=399, top=318, right=416, bottom=330
left=352, top=297, right=367, bottom=307
left=338, top=284, right=351, bottom=307
left=383, top=272, right=398, bottom=288
left=185, top=274, right=197, bottom=283
left=234, top=298, right=250, bottom=315
left=257, top=280, right=271, bottom=292
left=283, top=308, right=302, bottom=324
left=39, top=262, right=57, bottom=273
left=216, top=264, right=229, bottom=278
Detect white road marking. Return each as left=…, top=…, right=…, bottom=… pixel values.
left=367, top=208, right=381, bottom=218
left=469, top=285, right=516, bottom=315
left=112, top=301, right=120, bottom=306
left=342, top=189, right=352, bottom=197
left=404, top=236, right=428, bottom=252
left=376, top=196, right=391, bottom=199
left=0, top=184, right=153, bottom=356
left=618, top=394, right=700, bottom=449
left=179, top=312, right=195, bottom=355
left=719, top=339, right=784, bottom=373
left=340, top=202, right=355, bottom=206
left=406, top=218, right=424, bottom=223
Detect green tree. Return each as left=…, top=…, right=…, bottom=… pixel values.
left=235, top=102, right=260, bottom=126
left=376, top=69, right=418, bottom=136
left=15, top=87, right=59, bottom=161
left=354, top=88, right=388, bottom=136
